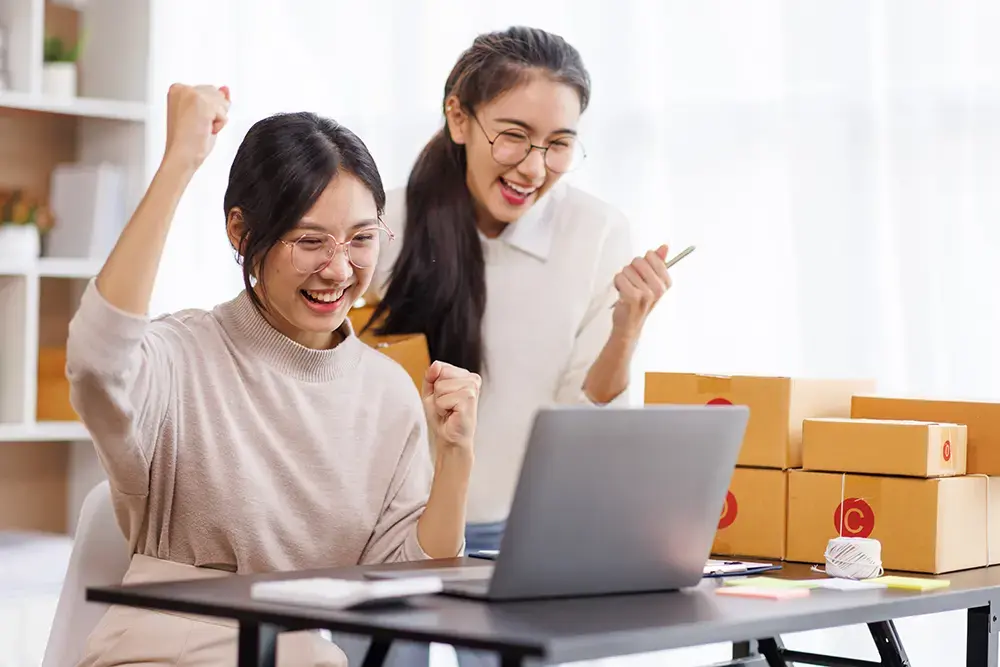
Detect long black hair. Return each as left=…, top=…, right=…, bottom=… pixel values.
left=224, top=111, right=386, bottom=313
left=367, top=26, right=591, bottom=374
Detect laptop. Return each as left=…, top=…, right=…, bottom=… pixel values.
left=369, top=404, right=750, bottom=601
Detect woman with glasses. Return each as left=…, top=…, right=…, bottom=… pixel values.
left=367, top=25, right=673, bottom=559
left=67, top=83, right=479, bottom=667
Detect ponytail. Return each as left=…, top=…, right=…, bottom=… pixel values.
left=367, top=129, right=488, bottom=374
left=367, top=26, right=591, bottom=376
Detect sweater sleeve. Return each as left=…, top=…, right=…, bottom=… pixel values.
left=553, top=209, right=635, bottom=406
left=65, top=280, right=175, bottom=497
left=359, top=408, right=454, bottom=564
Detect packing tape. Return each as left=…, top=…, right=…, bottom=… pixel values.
left=968, top=474, right=992, bottom=566
left=696, top=375, right=733, bottom=394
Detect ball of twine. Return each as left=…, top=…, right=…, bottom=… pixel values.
left=823, top=536, right=883, bottom=580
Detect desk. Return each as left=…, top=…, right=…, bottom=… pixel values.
left=87, top=558, right=1000, bottom=667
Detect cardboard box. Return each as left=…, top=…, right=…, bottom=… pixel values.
left=786, top=470, right=992, bottom=574
left=348, top=304, right=431, bottom=390
left=851, top=396, right=1000, bottom=476
left=712, top=467, right=787, bottom=560
left=358, top=332, right=431, bottom=390
left=802, top=418, right=967, bottom=478
left=36, top=347, right=78, bottom=421
left=644, top=373, right=875, bottom=468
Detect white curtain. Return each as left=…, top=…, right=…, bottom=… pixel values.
left=146, top=2, right=998, bottom=662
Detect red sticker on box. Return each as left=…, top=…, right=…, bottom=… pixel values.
left=833, top=498, right=875, bottom=538
left=718, top=490, right=738, bottom=529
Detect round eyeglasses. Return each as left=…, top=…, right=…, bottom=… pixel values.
left=470, top=114, right=586, bottom=174
left=280, top=223, right=394, bottom=274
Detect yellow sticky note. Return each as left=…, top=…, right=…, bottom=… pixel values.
left=869, top=576, right=950, bottom=591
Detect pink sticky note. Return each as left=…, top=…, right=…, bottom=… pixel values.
left=716, top=586, right=811, bottom=600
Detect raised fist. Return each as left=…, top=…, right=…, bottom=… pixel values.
left=163, top=84, right=231, bottom=172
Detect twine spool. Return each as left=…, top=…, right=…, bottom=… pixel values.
left=810, top=473, right=883, bottom=579
left=823, top=537, right=883, bottom=580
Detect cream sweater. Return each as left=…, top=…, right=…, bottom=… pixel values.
left=66, top=280, right=434, bottom=573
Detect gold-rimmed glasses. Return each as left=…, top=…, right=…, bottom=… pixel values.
left=281, top=220, right=394, bottom=274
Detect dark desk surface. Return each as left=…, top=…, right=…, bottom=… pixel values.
left=87, top=559, right=1000, bottom=665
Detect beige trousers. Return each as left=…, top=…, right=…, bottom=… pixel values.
left=77, top=554, right=347, bottom=667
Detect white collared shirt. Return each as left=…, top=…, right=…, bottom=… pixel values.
left=373, top=182, right=633, bottom=523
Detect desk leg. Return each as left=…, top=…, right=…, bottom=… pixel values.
left=968, top=602, right=999, bottom=667
left=867, top=621, right=909, bottom=667
left=360, top=638, right=392, bottom=667
left=237, top=621, right=279, bottom=667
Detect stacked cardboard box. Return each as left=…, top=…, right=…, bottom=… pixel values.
left=783, top=396, right=1000, bottom=574
left=644, top=373, right=875, bottom=560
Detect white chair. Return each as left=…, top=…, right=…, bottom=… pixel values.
left=41, top=481, right=130, bottom=667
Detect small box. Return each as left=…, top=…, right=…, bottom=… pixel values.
left=802, top=418, right=967, bottom=478
left=712, top=467, right=787, bottom=560
left=36, top=347, right=77, bottom=422
left=644, top=373, right=875, bottom=468
left=349, top=304, right=430, bottom=390
left=852, top=395, right=1000, bottom=475
left=786, top=470, right=991, bottom=574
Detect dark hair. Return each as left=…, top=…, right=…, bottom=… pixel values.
left=224, top=111, right=386, bottom=312
left=367, top=26, right=591, bottom=374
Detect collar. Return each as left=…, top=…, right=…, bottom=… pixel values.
left=216, top=291, right=364, bottom=382
left=484, top=182, right=566, bottom=261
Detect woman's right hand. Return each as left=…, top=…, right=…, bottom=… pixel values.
left=163, top=83, right=231, bottom=173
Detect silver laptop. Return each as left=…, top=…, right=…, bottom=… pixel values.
left=370, top=404, right=749, bottom=601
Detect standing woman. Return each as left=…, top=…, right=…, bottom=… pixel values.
left=368, top=25, right=674, bottom=554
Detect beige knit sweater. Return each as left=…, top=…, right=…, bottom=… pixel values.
left=66, top=280, right=434, bottom=574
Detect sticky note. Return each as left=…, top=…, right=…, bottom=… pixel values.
left=716, top=586, right=811, bottom=600
left=723, top=577, right=820, bottom=589
left=868, top=576, right=950, bottom=591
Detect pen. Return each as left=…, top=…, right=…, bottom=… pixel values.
left=610, top=245, right=696, bottom=309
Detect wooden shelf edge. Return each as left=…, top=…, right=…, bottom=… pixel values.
left=0, top=92, right=148, bottom=122
left=0, top=421, right=91, bottom=442
left=0, top=257, right=102, bottom=278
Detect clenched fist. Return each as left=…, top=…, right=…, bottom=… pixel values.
left=611, top=244, right=672, bottom=339
left=422, top=361, right=480, bottom=452
left=163, top=83, right=231, bottom=173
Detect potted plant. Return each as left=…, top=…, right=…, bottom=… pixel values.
left=42, top=35, right=81, bottom=97
left=0, top=189, right=54, bottom=261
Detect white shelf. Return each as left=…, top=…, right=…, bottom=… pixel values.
left=0, top=421, right=90, bottom=442
left=0, top=257, right=101, bottom=278
left=0, top=92, right=148, bottom=122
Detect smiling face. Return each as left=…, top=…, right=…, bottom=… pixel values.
left=229, top=172, right=383, bottom=350
left=446, top=73, right=583, bottom=236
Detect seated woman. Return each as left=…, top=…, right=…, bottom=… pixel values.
left=68, top=84, right=479, bottom=667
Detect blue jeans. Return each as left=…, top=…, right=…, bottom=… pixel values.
left=464, top=520, right=506, bottom=554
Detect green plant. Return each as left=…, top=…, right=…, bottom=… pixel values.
left=0, top=189, right=54, bottom=233
left=43, top=35, right=82, bottom=63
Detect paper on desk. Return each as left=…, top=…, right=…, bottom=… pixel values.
left=811, top=578, right=888, bottom=591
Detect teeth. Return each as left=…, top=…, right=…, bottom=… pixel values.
left=305, top=289, right=344, bottom=303
left=502, top=178, right=537, bottom=196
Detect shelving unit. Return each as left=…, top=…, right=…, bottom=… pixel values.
left=0, top=0, right=151, bottom=534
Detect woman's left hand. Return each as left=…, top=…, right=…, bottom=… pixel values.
left=422, top=361, right=481, bottom=452
left=611, top=244, right=671, bottom=339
